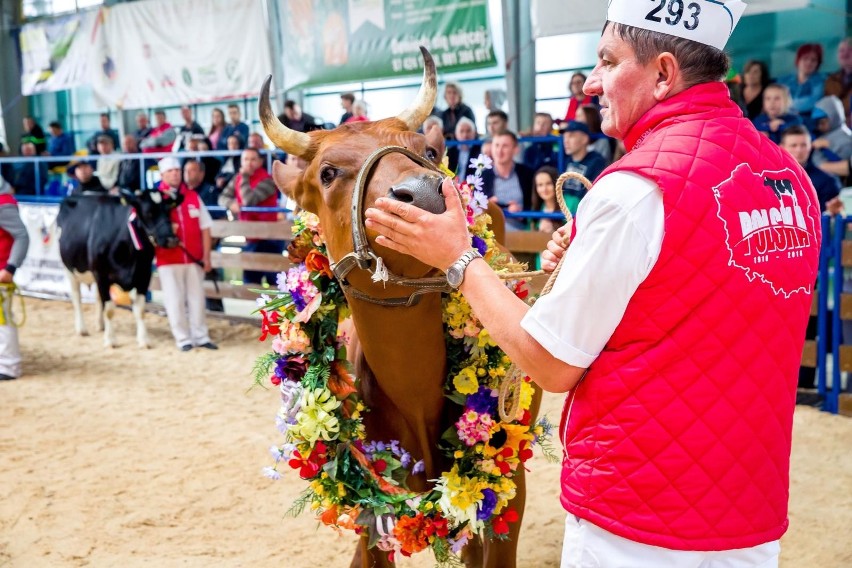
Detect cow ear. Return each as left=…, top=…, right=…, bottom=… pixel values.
left=273, top=159, right=317, bottom=213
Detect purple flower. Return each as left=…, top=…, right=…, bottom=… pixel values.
left=449, top=533, right=470, bottom=554
left=400, top=451, right=411, bottom=469
left=471, top=235, right=488, bottom=256
left=275, top=356, right=308, bottom=383
left=412, top=460, right=425, bottom=475
left=276, top=272, right=288, bottom=293
left=290, top=288, right=306, bottom=312
left=477, top=488, right=497, bottom=521
left=466, top=386, right=497, bottom=415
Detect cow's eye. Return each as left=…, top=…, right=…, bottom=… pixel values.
left=425, top=147, right=438, bottom=161
left=320, top=166, right=339, bottom=186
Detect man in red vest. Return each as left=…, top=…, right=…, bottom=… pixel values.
left=218, top=148, right=280, bottom=284
left=366, top=1, right=821, bottom=566
left=156, top=157, right=217, bottom=352
left=0, top=174, right=29, bottom=380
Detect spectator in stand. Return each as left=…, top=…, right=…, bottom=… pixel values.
left=484, top=89, right=507, bottom=113
left=531, top=165, right=565, bottom=234
left=735, top=60, right=772, bottom=121
left=754, top=83, right=804, bottom=144
left=184, top=159, right=219, bottom=211
left=447, top=117, right=481, bottom=180
left=575, top=105, right=613, bottom=163
left=522, top=112, right=557, bottom=172
left=134, top=112, right=152, bottom=142
left=824, top=38, right=852, bottom=124
left=480, top=131, right=534, bottom=231
left=560, top=121, right=607, bottom=215
left=177, top=106, right=204, bottom=151
left=207, top=108, right=226, bottom=150
left=777, top=44, right=826, bottom=118
left=780, top=125, right=842, bottom=214
left=215, top=135, right=242, bottom=193
left=218, top=148, right=281, bottom=284
left=193, top=137, right=221, bottom=187
left=218, top=104, right=249, bottom=150
left=563, top=72, right=598, bottom=123
left=140, top=109, right=176, bottom=154
left=339, top=92, right=355, bottom=125
left=95, top=135, right=120, bottom=190
left=22, top=116, right=47, bottom=155
left=155, top=156, right=217, bottom=352
left=812, top=96, right=852, bottom=164
left=10, top=142, right=46, bottom=196
left=345, top=100, right=369, bottom=124
left=86, top=113, right=120, bottom=155
left=486, top=110, right=509, bottom=138
left=67, top=161, right=106, bottom=196
left=0, top=174, right=29, bottom=381
left=422, top=116, right=443, bottom=139
left=279, top=100, right=318, bottom=132
left=247, top=132, right=267, bottom=151
left=440, top=82, right=476, bottom=140
left=46, top=121, right=75, bottom=166
left=117, top=134, right=142, bottom=191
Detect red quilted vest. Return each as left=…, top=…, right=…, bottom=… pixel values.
left=0, top=194, right=18, bottom=269
left=236, top=168, right=277, bottom=223
left=559, top=82, right=821, bottom=551
left=155, top=183, right=204, bottom=267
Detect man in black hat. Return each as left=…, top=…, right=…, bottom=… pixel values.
left=68, top=161, right=107, bottom=196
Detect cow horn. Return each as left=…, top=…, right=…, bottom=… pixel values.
left=258, top=75, right=311, bottom=157
left=396, top=47, right=437, bottom=131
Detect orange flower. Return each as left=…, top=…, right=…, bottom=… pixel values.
left=393, top=513, right=430, bottom=554
left=328, top=361, right=358, bottom=400
left=319, top=505, right=340, bottom=526
left=305, top=250, right=334, bottom=278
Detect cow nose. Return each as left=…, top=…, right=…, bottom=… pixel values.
left=388, top=174, right=446, bottom=214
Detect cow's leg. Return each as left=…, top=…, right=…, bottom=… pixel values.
left=97, top=279, right=117, bottom=348
left=67, top=270, right=88, bottom=336
left=132, top=290, right=149, bottom=348
left=94, top=285, right=105, bottom=332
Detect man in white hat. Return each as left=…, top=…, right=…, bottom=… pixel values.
left=156, top=156, right=217, bottom=352
left=365, top=1, right=821, bottom=566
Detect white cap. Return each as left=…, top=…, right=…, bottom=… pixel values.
left=158, top=156, right=181, bottom=172
left=607, top=0, right=747, bottom=51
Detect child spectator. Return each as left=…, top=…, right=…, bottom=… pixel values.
left=736, top=60, right=772, bottom=120
left=531, top=166, right=565, bottom=234
left=780, top=125, right=843, bottom=214
left=777, top=44, right=826, bottom=117
left=207, top=108, right=226, bottom=150
left=753, top=84, right=803, bottom=144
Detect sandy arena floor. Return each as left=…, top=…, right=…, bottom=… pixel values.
left=0, top=298, right=850, bottom=567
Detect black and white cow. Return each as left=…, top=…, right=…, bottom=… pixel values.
left=57, top=190, right=181, bottom=348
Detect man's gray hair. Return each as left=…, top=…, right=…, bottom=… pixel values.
left=454, top=117, right=476, bottom=138
left=605, top=22, right=730, bottom=87
left=423, top=115, right=443, bottom=131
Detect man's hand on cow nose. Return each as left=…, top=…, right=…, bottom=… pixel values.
left=365, top=178, right=470, bottom=270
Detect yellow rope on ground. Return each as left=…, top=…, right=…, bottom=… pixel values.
left=497, top=171, right=591, bottom=421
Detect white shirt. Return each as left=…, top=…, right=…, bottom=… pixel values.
left=197, top=201, right=213, bottom=231
left=520, top=171, right=664, bottom=368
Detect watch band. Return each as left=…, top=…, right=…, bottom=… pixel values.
left=447, top=248, right=482, bottom=289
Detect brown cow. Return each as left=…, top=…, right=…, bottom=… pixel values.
left=261, top=48, right=541, bottom=568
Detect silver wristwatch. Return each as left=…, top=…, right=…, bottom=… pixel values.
left=446, top=249, right=482, bottom=289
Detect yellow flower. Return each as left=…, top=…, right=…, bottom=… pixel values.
left=453, top=367, right=479, bottom=395
left=294, top=388, right=341, bottom=443
left=519, top=380, right=534, bottom=411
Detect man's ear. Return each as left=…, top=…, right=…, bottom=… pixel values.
left=653, top=51, right=683, bottom=101
left=424, top=124, right=447, bottom=166
left=273, top=160, right=317, bottom=213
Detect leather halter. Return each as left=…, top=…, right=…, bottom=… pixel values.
left=329, top=145, right=453, bottom=308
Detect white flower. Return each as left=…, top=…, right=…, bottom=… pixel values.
left=469, top=154, right=493, bottom=172
left=469, top=192, right=489, bottom=217
left=262, top=466, right=281, bottom=480
left=465, top=174, right=484, bottom=193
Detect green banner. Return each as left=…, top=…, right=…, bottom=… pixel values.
left=279, top=0, right=496, bottom=89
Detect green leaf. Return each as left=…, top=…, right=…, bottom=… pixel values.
left=284, top=488, right=313, bottom=518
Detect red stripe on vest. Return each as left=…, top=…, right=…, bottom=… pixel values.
left=559, top=82, right=821, bottom=551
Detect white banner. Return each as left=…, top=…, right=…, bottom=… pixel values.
left=532, top=0, right=810, bottom=39
left=19, top=10, right=99, bottom=96
left=91, top=0, right=273, bottom=109
left=16, top=203, right=95, bottom=302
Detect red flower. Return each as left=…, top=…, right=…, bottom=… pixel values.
left=518, top=440, right=533, bottom=463
left=270, top=375, right=281, bottom=386
left=373, top=459, right=387, bottom=474
left=494, top=447, right=514, bottom=475
left=513, top=281, right=529, bottom=300
left=492, top=508, right=519, bottom=535
left=259, top=310, right=281, bottom=341
left=520, top=409, right=531, bottom=426
left=288, top=441, right=328, bottom=479
left=425, top=515, right=449, bottom=538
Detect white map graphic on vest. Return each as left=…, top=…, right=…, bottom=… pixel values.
left=713, top=164, right=818, bottom=298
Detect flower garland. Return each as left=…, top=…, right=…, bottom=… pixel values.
left=254, top=155, right=555, bottom=565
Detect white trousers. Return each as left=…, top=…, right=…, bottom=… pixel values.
left=0, top=288, right=21, bottom=377
left=561, top=515, right=780, bottom=568
left=158, top=264, right=210, bottom=348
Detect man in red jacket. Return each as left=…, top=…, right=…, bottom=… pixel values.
left=0, top=174, right=29, bottom=380
left=366, top=1, right=820, bottom=566
left=156, top=157, right=217, bottom=352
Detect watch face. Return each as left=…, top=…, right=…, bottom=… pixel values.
left=447, top=265, right=463, bottom=288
